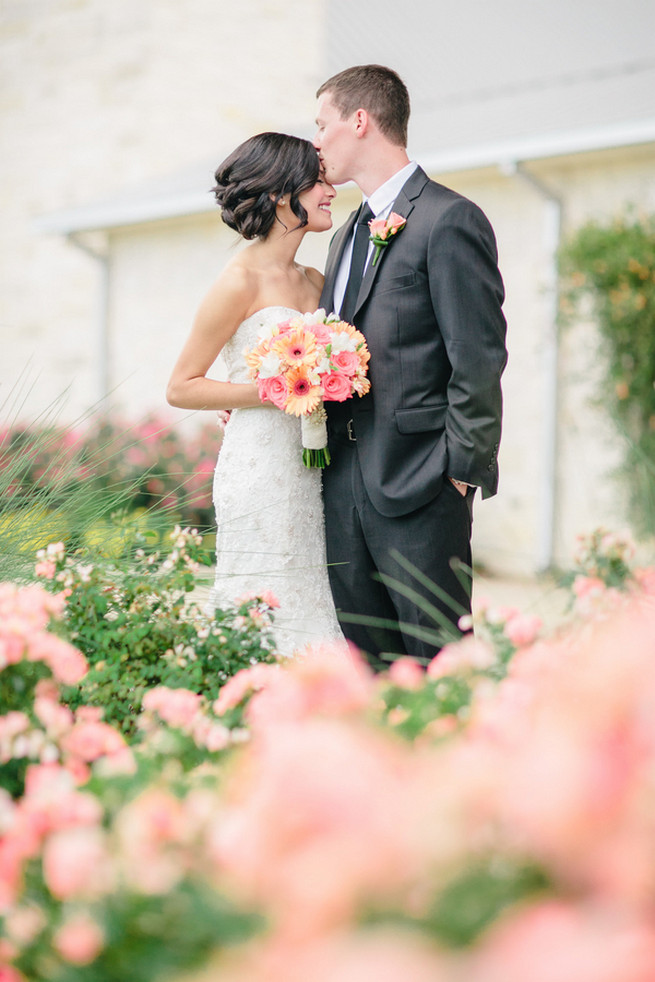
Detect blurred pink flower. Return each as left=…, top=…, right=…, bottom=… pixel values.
left=245, top=643, right=374, bottom=730
left=387, top=656, right=425, bottom=689
left=216, top=928, right=450, bottom=982
left=142, top=686, right=203, bottom=729
left=633, top=566, right=655, bottom=595
left=0, top=965, right=26, bottom=982
left=42, top=826, right=113, bottom=900
left=470, top=901, right=655, bottom=982
left=3, top=903, right=46, bottom=946
left=115, top=788, right=191, bottom=894
left=236, top=590, right=280, bottom=609
left=33, top=696, right=73, bottom=736
left=60, top=720, right=127, bottom=763
left=427, top=635, right=495, bottom=678
left=53, top=912, right=105, bottom=965
left=503, top=612, right=542, bottom=647
left=213, top=663, right=280, bottom=715
left=467, top=598, right=655, bottom=905
left=25, top=633, right=87, bottom=685
left=210, top=714, right=434, bottom=938
left=34, top=560, right=56, bottom=580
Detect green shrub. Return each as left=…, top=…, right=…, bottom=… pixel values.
left=37, top=528, right=278, bottom=735
left=559, top=212, right=655, bottom=535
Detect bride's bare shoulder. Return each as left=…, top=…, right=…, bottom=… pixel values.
left=194, top=257, right=257, bottom=332
left=302, top=265, right=325, bottom=290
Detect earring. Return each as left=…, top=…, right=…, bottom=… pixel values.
left=279, top=198, right=285, bottom=206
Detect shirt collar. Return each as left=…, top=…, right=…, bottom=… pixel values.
left=365, top=161, right=418, bottom=218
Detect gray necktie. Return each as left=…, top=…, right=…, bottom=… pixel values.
left=340, top=203, right=373, bottom=323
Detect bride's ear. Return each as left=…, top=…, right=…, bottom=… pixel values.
left=270, top=193, right=286, bottom=207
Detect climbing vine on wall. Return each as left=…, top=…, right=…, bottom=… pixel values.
left=559, top=212, right=655, bottom=536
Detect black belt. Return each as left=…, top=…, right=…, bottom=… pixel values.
left=328, top=418, right=357, bottom=443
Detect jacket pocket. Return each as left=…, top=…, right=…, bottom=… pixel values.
left=394, top=403, right=448, bottom=434
left=375, top=271, right=417, bottom=296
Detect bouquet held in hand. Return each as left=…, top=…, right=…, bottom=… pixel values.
left=245, top=309, right=370, bottom=467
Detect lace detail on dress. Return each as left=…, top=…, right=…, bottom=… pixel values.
left=206, top=307, right=344, bottom=657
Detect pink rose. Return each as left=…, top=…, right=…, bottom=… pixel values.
left=387, top=211, right=406, bottom=234
left=368, top=217, right=389, bottom=238
left=322, top=372, right=352, bottom=402
left=311, top=323, right=333, bottom=345
left=53, top=913, right=104, bottom=965
left=258, top=374, right=289, bottom=410
left=331, top=350, right=359, bottom=375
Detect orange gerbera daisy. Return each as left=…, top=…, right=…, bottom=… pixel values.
left=272, top=327, right=317, bottom=368
left=285, top=366, right=322, bottom=416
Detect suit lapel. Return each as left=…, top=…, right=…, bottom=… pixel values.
left=322, top=209, right=358, bottom=314
left=353, top=167, right=428, bottom=317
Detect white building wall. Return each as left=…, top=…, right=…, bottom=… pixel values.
left=1, top=0, right=325, bottom=422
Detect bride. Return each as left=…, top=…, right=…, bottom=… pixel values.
left=166, top=132, right=344, bottom=656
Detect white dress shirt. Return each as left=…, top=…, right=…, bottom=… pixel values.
left=333, top=161, right=418, bottom=316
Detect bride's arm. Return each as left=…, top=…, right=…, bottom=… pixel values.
left=166, top=267, right=262, bottom=411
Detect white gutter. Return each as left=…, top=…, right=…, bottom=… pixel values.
left=421, top=117, right=655, bottom=178
left=501, top=163, right=563, bottom=572
left=34, top=118, right=655, bottom=236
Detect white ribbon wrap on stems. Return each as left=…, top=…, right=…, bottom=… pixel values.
left=301, top=403, right=328, bottom=450
left=300, top=403, right=330, bottom=467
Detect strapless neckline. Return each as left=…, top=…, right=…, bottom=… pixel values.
left=240, top=305, right=303, bottom=325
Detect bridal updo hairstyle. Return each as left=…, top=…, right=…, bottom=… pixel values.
left=212, top=132, right=320, bottom=240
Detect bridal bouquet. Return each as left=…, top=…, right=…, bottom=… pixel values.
left=245, top=309, right=370, bottom=467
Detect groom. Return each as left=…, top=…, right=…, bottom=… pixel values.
left=314, top=65, right=507, bottom=669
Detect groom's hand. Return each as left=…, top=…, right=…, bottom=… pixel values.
left=448, top=477, right=469, bottom=497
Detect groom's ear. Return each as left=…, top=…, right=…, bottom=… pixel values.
left=352, top=108, right=369, bottom=139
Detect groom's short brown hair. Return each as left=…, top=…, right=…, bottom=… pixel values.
left=317, top=65, right=410, bottom=147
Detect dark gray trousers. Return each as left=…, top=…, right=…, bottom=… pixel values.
left=323, top=436, right=474, bottom=670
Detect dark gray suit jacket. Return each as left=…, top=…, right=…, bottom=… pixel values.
left=320, top=166, right=507, bottom=518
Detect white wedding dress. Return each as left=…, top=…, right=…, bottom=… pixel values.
left=205, top=306, right=344, bottom=657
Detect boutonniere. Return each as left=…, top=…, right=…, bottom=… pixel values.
left=368, top=212, right=406, bottom=266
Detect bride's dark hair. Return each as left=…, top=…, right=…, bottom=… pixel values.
left=212, top=132, right=321, bottom=240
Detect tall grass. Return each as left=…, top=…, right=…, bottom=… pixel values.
left=0, top=386, right=220, bottom=582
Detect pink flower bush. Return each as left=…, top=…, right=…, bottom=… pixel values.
left=2, top=532, right=655, bottom=980
left=209, top=716, right=435, bottom=938
left=0, top=582, right=86, bottom=684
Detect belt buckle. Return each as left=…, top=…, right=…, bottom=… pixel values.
left=347, top=419, right=356, bottom=442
